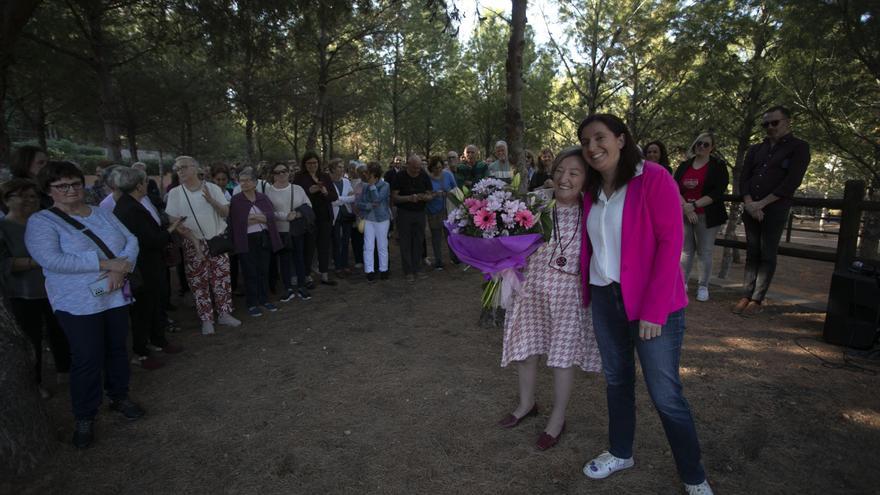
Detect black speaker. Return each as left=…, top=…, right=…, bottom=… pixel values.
left=823, top=271, right=880, bottom=349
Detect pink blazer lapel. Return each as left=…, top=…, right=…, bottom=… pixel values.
left=621, top=173, right=644, bottom=264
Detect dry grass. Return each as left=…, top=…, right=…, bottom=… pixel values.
left=8, top=257, right=880, bottom=495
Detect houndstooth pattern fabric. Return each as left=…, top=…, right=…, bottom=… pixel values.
left=502, top=205, right=601, bottom=372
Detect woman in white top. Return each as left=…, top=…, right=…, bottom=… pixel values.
left=329, top=160, right=356, bottom=275
left=264, top=162, right=313, bottom=301
left=164, top=156, right=241, bottom=335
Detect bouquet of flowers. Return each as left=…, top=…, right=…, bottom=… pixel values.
left=445, top=174, right=555, bottom=309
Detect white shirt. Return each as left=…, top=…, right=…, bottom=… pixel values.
left=587, top=162, right=644, bottom=286
left=264, top=183, right=311, bottom=233
left=331, top=178, right=355, bottom=223
left=165, top=182, right=229, bottom=240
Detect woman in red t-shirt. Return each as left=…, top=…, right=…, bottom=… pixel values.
left=673, top=133, right=729, bottom=302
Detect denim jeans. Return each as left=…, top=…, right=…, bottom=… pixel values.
left=742, top=205, right=790, bottom=301
left=681, top=214, right=721, bottom=287
left=332, top=219, right=352, bottom=270
left=54, top=306, right=130, bottom=420
left=590, top=283, right=706, bottom=485
left=240, top=231, right=271, bottom=307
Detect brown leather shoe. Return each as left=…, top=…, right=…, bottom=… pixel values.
left=536, top=423, right=565, bottom=451
left=732, top=297, right=750, bottom=314
left=497, top=404, right=539, bottom=429
left=742, top=300, right=764, bottom=316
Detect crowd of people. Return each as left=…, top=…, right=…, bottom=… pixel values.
left=0, top=105, right=809, bottom=493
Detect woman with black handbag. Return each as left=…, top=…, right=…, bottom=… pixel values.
left=164, top=156, right=241, bottom=335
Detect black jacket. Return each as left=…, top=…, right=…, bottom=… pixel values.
left=673, top=156, right=730, bottom=228
left=113, top=194, right=169, bottom=288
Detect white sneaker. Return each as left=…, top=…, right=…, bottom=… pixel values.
left=696, top=286, right=709, bottom=302
left=145, top=343, right=163, bottom=352
left=201, top=321, right=215, bottom=335
left=583, top=451, right=634, bottom=479
left=685, top=480, right=714, bottom=495
left=217, top=313, right=241, bottom=327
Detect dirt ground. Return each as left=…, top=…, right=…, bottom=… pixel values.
left=6, top=249, right=880, bottom=495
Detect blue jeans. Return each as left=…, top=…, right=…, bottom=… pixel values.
left=54, top=306, right=131, bottom=420
left=590, top=283, right=706, bottom=485
left=332, top=219, right=352, bottom=270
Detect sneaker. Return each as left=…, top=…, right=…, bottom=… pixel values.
left=248, top=306, right=263, bottom=317
left=263, top=303, right=279, bottom=312
left=366, top=272, right=376, bottom=283
left=696, top=286, right=709, bottom=302
left=583, top=451, right=635, bottom=479
left=217, top=313, right=241, bottom=327
left=685, top=480, right=715, bottom=495
left=160, top=342, right=183, bottom=354
left=354, top=263, right=364, bottom=269
left=201, top=321, right=215, bottom=335
left=305, top=276, right=315, bottom=290
left=434, top=264, right=444, bottom=271
left=280, top=289, right=296, bottom=302
left=131, top=355, right=163, bottom=370
left=297, top=287, right=312, bottom=300
left=72, top=419, right=94, bottom=449
left=109, top=398, right=145, bottom=420
left=379, top=271, right=390, bottom=280
left=145, top=343, right=163, bottom=353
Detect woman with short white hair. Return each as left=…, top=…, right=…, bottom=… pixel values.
left=164, top=156, right=241, bottom=335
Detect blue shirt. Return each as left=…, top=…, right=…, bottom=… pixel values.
left=25, top=206, right=139, bottom=315
left=356, top=180, right=391, bottom=223
left=427, top=170, right=457, bottom=215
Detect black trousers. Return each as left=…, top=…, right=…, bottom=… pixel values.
left=742, top=205, right=790, bottom=302
left=130, top=284, right=168, bottom=356
left=397, top=208, right=427, bottom=275
left=304, top=218, right=332, bottom=275
left=9, top=297, right=71, bottom=384
left=240, top=231, right=272, bottom=307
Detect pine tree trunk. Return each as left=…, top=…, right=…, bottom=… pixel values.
left=506, top=0, right=527, bottom=192
left=0, top=297, right=54, bottom=478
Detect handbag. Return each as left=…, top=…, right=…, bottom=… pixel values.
left=290, top=204, right=315, bottom=236
left=182, top=184, right=233, bottom=256
left=48, top=207, right=143, bottom=294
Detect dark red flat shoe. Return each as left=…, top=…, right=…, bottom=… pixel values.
left=536, top=423, right=565, bottom=451
left=497, top=404, right=539, bottom=429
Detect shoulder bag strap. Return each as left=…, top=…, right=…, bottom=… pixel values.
left=48, top=207, right=117, bottom=259
left=181, top=184, right=209, bottom=239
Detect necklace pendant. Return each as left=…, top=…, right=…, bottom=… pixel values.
left=556, top=256, right=567, bottom=267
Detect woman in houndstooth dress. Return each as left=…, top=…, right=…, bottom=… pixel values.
left=498, top=147, right=601, bottom=450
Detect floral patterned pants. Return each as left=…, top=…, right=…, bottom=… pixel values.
left=182, top=238, right=234, bottom=322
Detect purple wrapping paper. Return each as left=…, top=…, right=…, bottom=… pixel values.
left=446, top=233, right=544, bottom=276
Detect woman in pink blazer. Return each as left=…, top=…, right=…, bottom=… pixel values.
left=577, top=114, right=713, bottom=495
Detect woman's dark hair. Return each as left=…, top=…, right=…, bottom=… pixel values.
left=577, top=114, right=642, bottom=202
left=643, top=140, right=670, bottom=168
left=366, top=161, right=383, bottom=180
left=300, top=150, right=321, bottom=170
left=538, top=148, right=554, bottom=172
left=427, top=155, right=444, bottom=172
left=211, top=164, right=230, bottom=178
left=10, top=145, right=46, bottom=178
left=0, top=178, right=39, bottom=206
left=37, top=161, right=84, bottom=193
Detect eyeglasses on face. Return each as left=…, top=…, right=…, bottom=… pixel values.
left=174, top=163, right=193, bottom=172
left=49, top=181, right=84, bottom=192
left=273, top=169, right=288, bottom=175
left=696, top=141, right=712, bottom=148
left=761, top=119, right=785, bottom=128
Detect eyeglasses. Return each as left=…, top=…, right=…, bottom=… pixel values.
left=49, top=182, right=84, bottom=192
left=173, top=164, right=192, bottom=172
left=696, top=141, right=712, bottom=148
left=273, top=169, right=288, bottom=175
left=761, top=119, right=786, bottom=128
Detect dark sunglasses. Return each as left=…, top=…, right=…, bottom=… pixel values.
left=273, top=169, right=288, bottom=174
left=695, top=141, right=712, bottom=148
left=761, top=119, right=785, bottom=128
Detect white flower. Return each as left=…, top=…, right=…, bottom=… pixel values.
left=472, top=178, right=507, bottom=195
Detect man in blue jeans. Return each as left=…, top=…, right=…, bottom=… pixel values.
left=735, top=105, right=811, bottom=315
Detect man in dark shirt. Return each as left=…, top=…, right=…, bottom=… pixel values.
left=391, top=154, right=434, bottom=282
left=734, top=105, right=811, bottom=315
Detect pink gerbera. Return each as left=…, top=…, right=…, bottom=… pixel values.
left=473, top=208, right=497, bottom=230
left=465, top=198, right=488, bottom=215
left=514, top=209, right=536, bottom=228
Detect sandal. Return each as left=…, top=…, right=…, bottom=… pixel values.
left=583, top=451, right=634, bottom=479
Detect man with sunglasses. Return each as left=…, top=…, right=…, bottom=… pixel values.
left=736, top=105, right=811, bottom=315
